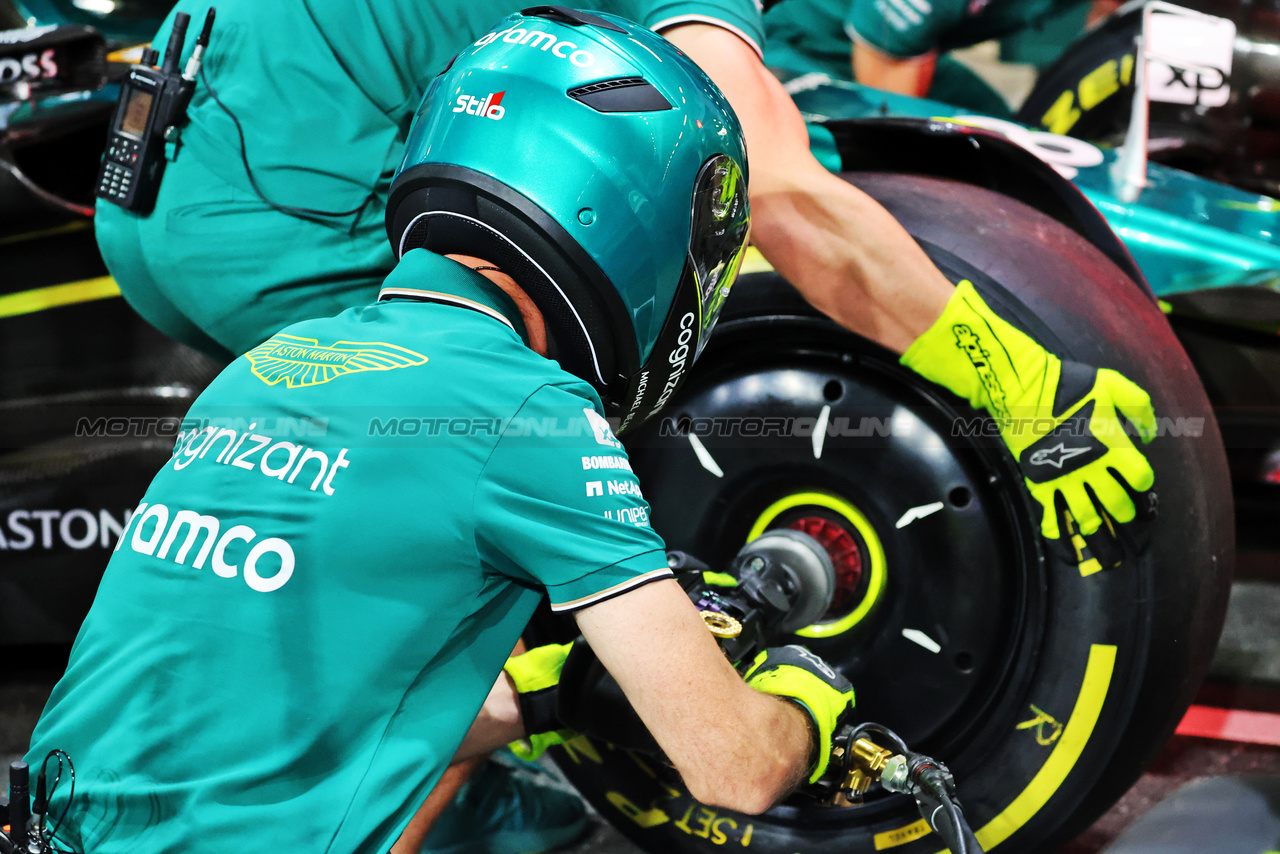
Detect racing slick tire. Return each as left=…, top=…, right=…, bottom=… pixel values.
left=1014, top=6, right=1139, bottom=144
left=535, top=173, right=1234, bottom=854
left=1014, top=5, right=1237, bottom=187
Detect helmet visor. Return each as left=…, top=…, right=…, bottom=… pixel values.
left=688, top=154, right=750, bottom=360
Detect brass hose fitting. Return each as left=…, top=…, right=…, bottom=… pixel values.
left=830, top=738, right=899, bottom=806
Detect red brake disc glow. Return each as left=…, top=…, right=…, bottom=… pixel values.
left=788, top=516, right=863, bottom=614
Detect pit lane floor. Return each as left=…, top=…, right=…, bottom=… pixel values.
left=4, top=572, right=1278, bottom=854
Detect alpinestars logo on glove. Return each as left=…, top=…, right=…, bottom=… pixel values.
left=1029, top=443, right=1091, bottom=469
left=245, top=335, right=427, bottom=388
left=952, top=324, right=1010, bottom=422
left=1019, top=400, right=1108, bottom=482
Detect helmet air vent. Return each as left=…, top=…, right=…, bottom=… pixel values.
left=569, top=77, right=672, bottom=113
left=520, top=6, right=627, bottom=32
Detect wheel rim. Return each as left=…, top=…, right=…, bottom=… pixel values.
left=627, top=322, right=1047, bottom=771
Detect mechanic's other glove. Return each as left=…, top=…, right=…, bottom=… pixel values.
left=503, top=643, right=576, bottom=761
left=900, top=280, right=1157, bottom=543
left=556, top=640, right=664, bottom=757
left=742, top=645, right=855, bottom=784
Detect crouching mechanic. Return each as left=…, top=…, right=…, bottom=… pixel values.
left=24, top=18, right=854, bottom=854
left=765, top=0, right=1120, bottom=117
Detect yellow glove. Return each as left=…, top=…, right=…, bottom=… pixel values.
left=901, top=281, right=1157, bottom=543
left=503, top=643, right=576, bottom=761
left=742, top=645, right=855, bottom=784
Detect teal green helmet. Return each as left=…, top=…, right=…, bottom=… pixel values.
left=386, top=6, right=750, bottom=433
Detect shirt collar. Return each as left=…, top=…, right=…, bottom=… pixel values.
left=378, top=262, right=529, bottom=344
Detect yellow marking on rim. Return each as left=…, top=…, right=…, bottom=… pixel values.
left=0, top=276, right=121, bottom=320
left=0, top=220, right=91, bottom=247
left=739, top=246, right=774, bottom=275
left=931, top=644, right=1117, bottom=852
left=746, top=492, right=887, bottom=638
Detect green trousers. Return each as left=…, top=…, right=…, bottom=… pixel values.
left=95, top=154, right=395, bottom=360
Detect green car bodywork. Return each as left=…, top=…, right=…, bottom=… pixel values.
left=785, top=73, right=1280, bottom=306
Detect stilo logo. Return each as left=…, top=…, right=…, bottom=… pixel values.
left=453, top=91, right=506, bottom=120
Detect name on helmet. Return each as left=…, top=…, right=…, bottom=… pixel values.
left=652, top=312, right=697, bottom=415
left=473, top=26, right=596, bottom=68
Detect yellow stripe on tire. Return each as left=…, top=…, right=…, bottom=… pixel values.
left=929, top=644, right=1117, bottom=853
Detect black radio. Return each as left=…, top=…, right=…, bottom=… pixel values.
left=95, top=9, right=214, bottom=214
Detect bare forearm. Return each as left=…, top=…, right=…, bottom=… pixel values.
left=852, top=42, right=937, bottom=98
left=709, top=690, right=814, bottom=812
left=575, top=581, right=815, bottom=814
left=750, top=162, right=955, bottom=353
left=663, top=23, right=952, bottom=354
left=454, top=670, right=524, bottom=761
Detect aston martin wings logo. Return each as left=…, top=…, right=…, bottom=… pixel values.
left=245, top=335, right=428, bottom=388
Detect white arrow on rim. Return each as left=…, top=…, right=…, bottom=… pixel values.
left=688, top=434, right=724, bottom=478
left=895, top=501, right=945, bottom=529
left=902, top=628, right=942, bottom=654
left=812, top=404, right=831, bottom=459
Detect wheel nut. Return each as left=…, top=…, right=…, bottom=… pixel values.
left=881, top=755, right=910, bottom=793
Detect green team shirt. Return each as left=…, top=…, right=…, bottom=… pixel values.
left=156, top=0, right=765, bottom=218
left=767, top=0, right=1080, bottom=74
left=847, top=0, right=1083, bottom=58
left=26, top=250, right=671, bottom=854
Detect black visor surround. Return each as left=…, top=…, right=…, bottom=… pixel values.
left=613, top=155, right=750, bottom=433
left=387, top=158, right=747, bottom=435
left=387, top=164, right=638, bottom=390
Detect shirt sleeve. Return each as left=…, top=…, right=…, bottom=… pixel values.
left=845, top=0, right=964, bottom=58
left=643, top=0, right=766, bottom=58
left=473, top=382, right=671, bottom=612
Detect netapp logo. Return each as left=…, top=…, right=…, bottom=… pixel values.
left=473, top=26, right=596, bottom=68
